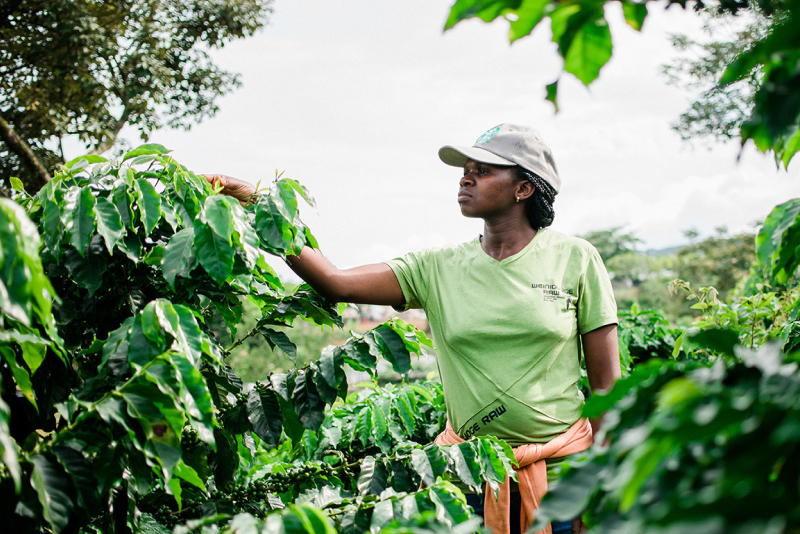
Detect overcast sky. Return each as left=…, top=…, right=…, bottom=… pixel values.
left=121, top=0, right=799, bottom=278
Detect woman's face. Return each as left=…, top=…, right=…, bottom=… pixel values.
left=457, top=159, right=518, bottom=219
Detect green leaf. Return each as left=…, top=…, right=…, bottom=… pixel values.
left=273, top=180, right=299, bottom=222
left=356, top=456, right=389, bottom=496
left=161, top=228, right=198, bottom=289
left=64, top=154, right=108, bottom=169
left=135, top=179, right=162, bottom=237
left=66, top=187, right=97, bottom=255
left=562, top=12, right=613, bottom=86
left=259, top=328, right=299, bottom=363
left=508, top=0, right=548, bottom=42
left=428, top=483, right=472, bottom=526
left=64, top=235, right=108, bottom=295
left=123, top=144, right=171, bottom=161
left=293, top=370, right=324, bottom=431
left=530, top=462, right=602, bottom=528
left=683, top=327, right=739, bottom=356
left=444, top=0, right=518, bottom=30
left=621, top=0, right=647, bottom=31
left=10, top=176, right=25, bottom=192
left=94, top=197, right=125, bottom=254
left=353, top=405, right=372, bottom=446
left=113, top=186, right=134, bottom=230
left=411, top=448, right=436, bottom=487
left=31, top=454, right=74, bottom=533
left=194, top=223, right=235, bottom=285
left=318, top=345, right=345, bottom=391
left=246, top=386, right=283, bottom=446
left=175, top=459, right=205, bottom=491
left=545, top=79, right=559, bottom=112
left=372, top=326, right=412, bottom=375
left=53, top=445, right=101, bottom=513
left=1, top=346, right=37, bottom=410
left=282, top=178, right=317, bottom=208
left=0, top=390, right=20, bottom=492
left=203, top=195, right=235, bottom=246
left=255, top=196, right=294, bottom=253
left=371, top=404, right=388, bottom=442
left=449, top=442, right=483, bottom=494
left=271, top=373, right=305, bottom=445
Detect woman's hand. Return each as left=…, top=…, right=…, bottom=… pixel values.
left=202, top=174, right=257, bottom=205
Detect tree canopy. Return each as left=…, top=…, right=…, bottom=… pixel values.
left=445, top=0, right=800, bottom=167
left=0, top=0, right=273, bottom=193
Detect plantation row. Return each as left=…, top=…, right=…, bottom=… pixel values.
left=1, top=148, right=800, bottom=533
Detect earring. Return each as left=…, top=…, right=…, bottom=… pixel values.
left=516, top=196, right=520, bottom=203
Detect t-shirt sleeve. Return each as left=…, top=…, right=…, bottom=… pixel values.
left=576, top=247, right=618, bottom=334
left=384, top=250, right=432, bottom=312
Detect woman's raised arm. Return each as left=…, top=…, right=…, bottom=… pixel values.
left=203, top=174, right=405, bottom=307
left=286, top=248, right=404, bottom=306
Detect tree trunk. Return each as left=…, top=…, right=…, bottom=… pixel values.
left=0, top=112, right=51, bottom=193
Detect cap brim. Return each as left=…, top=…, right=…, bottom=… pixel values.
left=438, top=145, right=516, bottom=168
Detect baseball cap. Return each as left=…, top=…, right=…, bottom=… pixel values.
left=438, top=123, right=561, bottom=193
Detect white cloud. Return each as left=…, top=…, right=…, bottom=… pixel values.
left=101, top=0, right=799, bottom=268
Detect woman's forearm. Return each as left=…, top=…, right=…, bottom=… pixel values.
left=286, top=247, right=405, bottom=306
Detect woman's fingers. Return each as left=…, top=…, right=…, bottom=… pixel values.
left=201, top=174, right=257, bottom=204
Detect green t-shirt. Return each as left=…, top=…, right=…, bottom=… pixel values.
left=386, top=229, right=617, bottom=447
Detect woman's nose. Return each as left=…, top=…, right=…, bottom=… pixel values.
left=460, top=172, right=474, bottom=187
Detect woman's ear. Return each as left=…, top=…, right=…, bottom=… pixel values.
left=516, top=180, right=536, bottom=202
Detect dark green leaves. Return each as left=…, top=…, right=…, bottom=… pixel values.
left=247, top=385, right=283, bottom=446
left=755, top=198, right=800, bottom=285
left=94, top=197, right=125, bottom=254
left=161, top=228, right=198, bottom=289
left=135, top=179, right=162, bottom=237
left=65, top=186, right=97, bottom=255
left=30, top=454, right=74, bottom=533
left=444, top=0, right=616, bottom=106
left=0, top=199, right=57, bottom=327
left=194, top=223, right=235, bottom=285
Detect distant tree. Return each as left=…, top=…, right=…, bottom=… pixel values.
left=662, top=4, right=776, bottom=146
left=580, top=227, right=642, bottom=263
left=676, top=228, right=756, bottom=296
left=0, top=0, right=273, bottom=193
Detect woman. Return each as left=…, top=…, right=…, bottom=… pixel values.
left=207, top=123, right=620, bottom=534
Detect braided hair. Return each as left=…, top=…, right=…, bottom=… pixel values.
left=516, top=166, right=556, bottom=230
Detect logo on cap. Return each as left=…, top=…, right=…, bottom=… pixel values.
left=475, top=127, right=500, bottom=144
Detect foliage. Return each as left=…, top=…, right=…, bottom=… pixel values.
left=675, top=228, right=755, bottom=297
left=579, top=227, right=642, bottom=264
left=582, top=227, right=755, bottom=323
left=445, top=0, right=800, bottom=165
left=662, top=4, right=774, bottom=145
left=755, top=198, right=800, bottom=288
left=533, top=341, right=800, bottom=533
left=0, top=0, right=273, bottom=192
left=617, top=305, right=683, bottom=372
left=0, top=149, right=522, bottom=534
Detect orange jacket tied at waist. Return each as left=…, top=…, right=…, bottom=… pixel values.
left=434, top=418, right=593, bottom=534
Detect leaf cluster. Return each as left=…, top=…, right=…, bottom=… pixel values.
left=533, top=341, right=800, bottom=532
left=445, top=0, right=800, bottom=164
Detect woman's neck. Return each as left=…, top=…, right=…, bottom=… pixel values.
left=481, top=217, right=537, bottom=261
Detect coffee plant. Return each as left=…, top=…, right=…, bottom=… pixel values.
left=0, top=147, right=521, bottom=534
